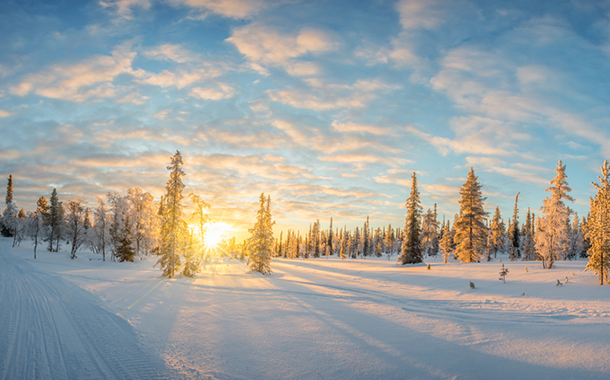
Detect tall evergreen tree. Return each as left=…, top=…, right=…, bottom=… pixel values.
left=44, top=188, right=64, bottom=252
left=453, top=168, right=488, bottom=263
left=489, top=207, right=507, bottom=260
left=156, top=151, right=189, bottom=278
left=399, top=172, right=423, bottom=265
left=522, top=208, right=536, bottom=261
left=247, top=193, right=274, bottom=274
left=2, top=174, right=17, bottom=238
left=535, top=160, right=574, bottom=269
left=509, top=193, right=521, bottom=260
left=327, top=217, right=333, bottom=257
left=439, top=222, right=453, bottom=263
left=585, top=160, right=610, bottom=284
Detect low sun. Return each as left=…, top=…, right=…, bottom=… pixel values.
left=202, top=222, right=232, bottom=250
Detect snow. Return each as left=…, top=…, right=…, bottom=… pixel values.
left=2, top=237, right=610, bottom=380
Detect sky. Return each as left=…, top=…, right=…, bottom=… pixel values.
left=1, top=0, right=610, bottom=240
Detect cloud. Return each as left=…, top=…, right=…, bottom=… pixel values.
left=168, top=0, right=270, bottom=19
left=190, top=83, right=236, bottom=100
left=331, top=121, right=396, bottom=136
left=139, top=66, right=224, bottom=89
left=226, top=23, right=339, bottom=76
left=117, top=92, right=149, bottom=104
left=143, top=43, right=195, bottom=63
left=99, top=0, right=151, bottom=20
left=396, top=0, right=446, bottom=30
left=10, top=44, right=139, bottom=102
left=268, top=78, right=400, bottom=111
left=197, top=127, right=287, bottom=149
left=0, top=110, right=14, bottom=118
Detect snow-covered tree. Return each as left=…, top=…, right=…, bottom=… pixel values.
left=26, top=196, right=48, bottom=259
left=508, top=193, right=521, bottom=261
left=189, top=193, right=210, bottom=258
left=65, top=199, right=87, bottom=259
left=535, top=160, right=574, bottom=269
left=488, top=207, right=507, bottom=260
left=44, top=188, right=64, bottom=252
left=568, top=212, right=584, bottom=260
left=1, top=174, right=14, bottom=237
left=399, top=172, right=423, bottom=265
left=421, top=205, right=439, bottom=256
left=247, top=193, right=274, bottom=274
left=156, top=151, right=189, bottom=278
left=92, top=197, right=112, bottom=261
left=522, top=208, right=536, bottom=261
left=128, top=188, right=158, bottom=256
left=454, top=168, right=488, bottom=263
left=439, top=222, right=453, bottom=263
left=585, top=160, right=610, bottom=284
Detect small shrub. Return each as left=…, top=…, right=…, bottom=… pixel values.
left=469, top=281, right=475, bottom=289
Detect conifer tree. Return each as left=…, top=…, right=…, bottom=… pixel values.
left=453, top=168, right=488, bottom=263
left=247, top=193, right=274, bottom=274
left=489, top=207, right=507, bottom=260
left=399, top=172, right=423, bottom=265
left=116, top=215, right=136, bottom=262
left=509, top=193, right=521, bottom=260
left=44, top=188, right=64, bottom=252
left=522, top=208, right=536, bottom=261
left=585, top=160, right=610, bottom=284
left=2, top=174, right=17, bottom=238
left=439, top=222, right=453, bottom=263
left=156, top=151, right=188, bottom=278
left=535, top=161, right=574, bottom=269
left=327, top=217, right=333, bottom=257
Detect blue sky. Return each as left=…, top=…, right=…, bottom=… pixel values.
left=1, top=0, right=609, bottom=238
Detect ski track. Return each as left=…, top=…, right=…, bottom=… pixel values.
left=0, top=240, right=169, bottom=380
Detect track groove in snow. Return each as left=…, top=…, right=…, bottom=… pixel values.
left=0, top=240, right=169, bottom=380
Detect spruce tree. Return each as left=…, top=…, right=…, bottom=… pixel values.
left=453, top=168, right=488, bottom=263
left=509, top=193, right=521, bottom=260
left=44, top=188, right=64, bottom=252
left=247, top=193, right=274, bottom=274
left=439, top=222, right=453, bottom=263
left=156, top=151, right=188, bottom=278
left=522, top=208, right=536, bottom=261
left=585, top=160, right=610, bottom=284
left=535, top=160, right=574, bottom=269
left=2, top=174, right=16, bottom=237
left=399, top=172, right=423, bottom=265
left=489, top=207, right=507, bottom=260
left=116, top=215, right=136, bottom=262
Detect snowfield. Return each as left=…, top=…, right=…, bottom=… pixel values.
left=2, top=237, right=610, bottom=380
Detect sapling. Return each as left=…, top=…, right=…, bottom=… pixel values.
left=499, top=263, right=509, bottom=283
left=469, top=281, right=475, bottom=289
left=427, top=263, right=431, bottom=270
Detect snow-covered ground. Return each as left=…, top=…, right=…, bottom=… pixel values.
left=2, top=237, right=609, bottom=380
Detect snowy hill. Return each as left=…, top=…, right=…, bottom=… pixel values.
left=1, top=237, right=609, bottom=380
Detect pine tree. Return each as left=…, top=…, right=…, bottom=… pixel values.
left=568, top=212, right=584, bottom=260
left=327, top=217, right=333, bottom=257
left=522, top=208, right=536, bottom=261
left=399, top=172, right=423, bottom=265
left=44, top=188, right=64, bottom=252
left=509, top=193, right=521, bottom=261
left=453, top=168, right=488, bottom=263
left=489, top=207, right=507, bottom=260
left=439, top=222, right=453, bottom=263
left=585, top=160, right=610, bottom=284
left=156, top=151, right=188, bottom=278
left=2, top=174, right=17, bottom=238
left=116, top=215, right=136, bottom=262
left=247, top=193, right=274, bottom=274
left=535, top=160, right=574, bottom=269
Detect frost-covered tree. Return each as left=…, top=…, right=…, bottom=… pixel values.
left=128, top=188, right=158, bottom=256
left=1, top=174, right=14, bottom=237
left=44, top=188, right=64, bottom=252
left=488, top=207, right=507, bottom=261
left=522, top=208, right=536, bottom=261
left=421, top=205, right=439, bottom=257
left=115, top=214, right=136, bottom=262
left=27, top=197, right=48, bottom=259
left=327, top=217, right=333, bottom=257
left=107, top=192, right=129, bottom=261
left=508, top=193, right=521, bottom=261
left=585, top=160, right=610, bottom=284
left=568, top=212, right=584, bottom=260
left=439, top=222, right=453, bottom=263
left=92, top=197, right=112, bottom=261
left=454, top=168, right=488, bottom=263
left=65, top=199, right=87, bottom=259
left=189, top=193, right=210, bottom=258
left=247, top=193, right=274, bottom=274
left=156, top=151, right=189, bottom=278
left=535, top=161, right=574, bottom=269
left=399, top=172, right=423, bottom=265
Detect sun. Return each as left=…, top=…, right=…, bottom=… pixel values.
left=202, top=222, right=232, bottom=250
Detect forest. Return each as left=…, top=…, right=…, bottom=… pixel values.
left=2, top=152, right=610, bottom=285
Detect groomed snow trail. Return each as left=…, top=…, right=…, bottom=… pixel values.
left=0, top=240, right=169, bottom=380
